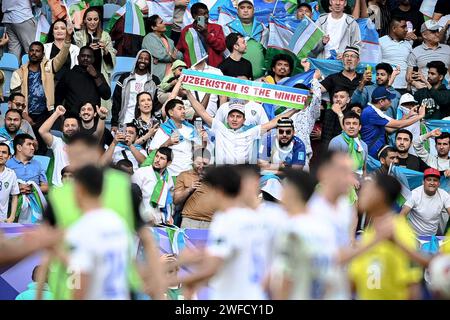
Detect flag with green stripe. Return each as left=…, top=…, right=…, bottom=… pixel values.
left=35, top=14, right=50, bottom=43
left=185, top=28, right=207, bottom=66
left=105, top=4, right=126, bottom=33
left=124, top=0, right=146, bottom=36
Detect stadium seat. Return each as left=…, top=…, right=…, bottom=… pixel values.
left=50, top=130, right=63, bottom=138
left=0, top=53, right=20, bottom=98
left=21, top=54, right=29, bottom=66
left=110, top=56, right=135, bottom=96
left=34, top=155, right=51, bottom=172
left=0, top=102, right=8, bottom=116
left=103, top=3, right=121, bottom=29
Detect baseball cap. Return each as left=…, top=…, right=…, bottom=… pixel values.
left=371, top=86, right=397, bottom=101
left=277, top=117, right=294, bottom=128
left=228, top=99, right=246, bottom=116
left=343, top=46, right=360, bottom=56
left=399, top=93, right=418, bottom=106
left=237, top=0, right=254, bottom=6
left=423, top=168, right=441, bottom=179
left=420, top=20, right=442, bottom=33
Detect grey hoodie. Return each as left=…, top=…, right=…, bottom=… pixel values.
left=111, top=49, right=161, bottom=127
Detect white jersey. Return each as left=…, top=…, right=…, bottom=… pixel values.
left=50, top=136, right=69, bottom=187
left=0, top=167, right=20, bottom=220
left=66, top=209, right=131, bottom=300
left=206, top=207, right=267, bottom=300
left=307, top=193, right=355, bottom=299
left=270, top=213, right=341, bottom=299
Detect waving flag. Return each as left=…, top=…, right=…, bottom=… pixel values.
left=105, top=3, right=126, bottom=32
left=357, top=18, right=380, bottom=64
left=420, top=0, right=438, bottom=20
left=278, top=69, right=315, bottom=87
left=124, top=0, right=146, bottom=36
left=15, top=180, right=47, bottom=224
left=147, top=0, right=175, bottom=24
left=35, top=14, right=50, bottom=43
left=309, top=58, right=377, bottom=78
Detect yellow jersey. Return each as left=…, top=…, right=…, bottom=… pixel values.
left=348, top=215, right=423, bottom=300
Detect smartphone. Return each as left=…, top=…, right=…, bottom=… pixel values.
left=0, top=27, right=5, bottom=39
left=92, top=37, right=99, bottom=44
left=194, top=117, right=202, bottom=131
left=118, top=123, right=125, bottom=134
left=413, top=66, right=419, bottom=73
left=197, top=16, right=206, bottom=28
left=366, top=64, right=372, bottom=73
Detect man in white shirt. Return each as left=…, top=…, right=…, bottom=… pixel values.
left=132, top=147, right=175, bottom=225
left=180, top=165, right=267, bottom=300
left=269, top=169, right=340, bottom=300
left=39, top=105, right=108, bottom=186
left=66, top=165, right=130, bottom=300
left=309, top=0, right=361, bottom=59
left=413, top=128, right=450, bottom=174
left=379, top=17, right=413, bottom=92
left=0, top=142, right=19, bottom=222
left=214, top=99, right=269, bottom=126
left=100, top=123, right=147, bottom=171
left=401, top=168, right=450, bottom=236
left=186, top=92, right=299, bottom=165
left=149, top=99, right=201, bottom=176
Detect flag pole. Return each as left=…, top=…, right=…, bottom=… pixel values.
left=272, top=0, right=280, bottom=15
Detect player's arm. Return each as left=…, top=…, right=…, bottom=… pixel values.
left=261, top=108, right=300, bottom=133
left=400, top=205, right=412, bottom=217
left=73, top=273, right=90, bottom=300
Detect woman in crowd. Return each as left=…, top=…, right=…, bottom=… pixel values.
left=44, top=19, right=80, bottom=85
left=132, top=92, right=163, bottom=149
left=142, top=14, right=183, bottom=82
left=74, top=7, right=117, bottom=109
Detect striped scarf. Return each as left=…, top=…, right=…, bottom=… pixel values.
left=160, top=119, right=199, bottom=143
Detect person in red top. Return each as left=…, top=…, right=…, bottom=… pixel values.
left=177, top=3, right=226, bottom=68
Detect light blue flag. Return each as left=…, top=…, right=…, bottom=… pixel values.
left=357, top=18, right=380, bottom=64
left=278, top=69, right=315, bottom=87
left=308, top=58, right=377, bottom=79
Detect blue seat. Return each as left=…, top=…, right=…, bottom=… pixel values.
left=110, top=56, right=135, bottom=96
left=0, top=53, right=20, bottom=98
left=21, top=54, right=29, bottom=66
left=103, top=3, right=121, bottom=29
left=34, top=155, right=51, bottom=172
left=0, top=102, right=8, bottom=117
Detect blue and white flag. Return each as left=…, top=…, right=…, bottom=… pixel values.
left=308, top=58, right=377, bottom=78
left=124, top=0, right=146, bottom=36
left=357, top=18, right=380, bottom=64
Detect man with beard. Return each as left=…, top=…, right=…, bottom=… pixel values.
left=329, top=112, right=368, bottom=178
left=351, top=63, right=401, bottom=118
left=39, top=105, right=107, bottom=186
left=401, top=168, right=450, bottom=236
left=55, top=46, right=111, bottom=114
left=391, top=0, right=424, bottom=46
left=375, top=145, right=399, bottom=175
left=360, top=86, right=425, bottom=158
left=413, top=129, right=450, bottom=175
left=395, top=129, right=428, bottom=172
left=320, top=46, right=364, bottom=97
left=111, top=49, right=163, bottom=133
left=264, top=54, right=293, bottom=84
left=79, top=102, right=113, bottom=148
left=413, top=61, right=450, bottom=120
left=0, top=109, right=23, bottom=154
left=259, top=117, right=306, bottom=171
left=132, top=147, right=175, bottom=225
left=174, top=148, right=217, bottom=229
left=0, top=93, right=35, bottom=139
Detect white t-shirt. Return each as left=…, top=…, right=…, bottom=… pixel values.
left=404, top=186, right=450, bottom=236
left=50, top=136, right=69, bottom=187
left=149, top=125, right=195, bottom=176
left=270, top=213, right=341, bottom=299
left=214, top=101, right=269, bottom=126
left=324, top=14, right=346, bottom=58
left=124, top=74, right=148, bottom=124
left=211, top=118, right=262, bottom=165
left=112, top=145, right=148, bottom=171
left=0, top=167, right=20, bottom=220
left=66, top=208, right=131, bottom=300
left=307, top=192, right=354, bottom=299
left=207, top=207, right=267, bottom=300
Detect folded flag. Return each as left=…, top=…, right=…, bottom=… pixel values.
left=35, top=14, right=50, bottom=43
left=15, top=180, right=47, bottom=224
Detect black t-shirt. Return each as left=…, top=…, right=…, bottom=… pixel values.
left=397, top=154, right=429, bottom=172
left=79, top=120, right=114, bottom=148
left=321, top=72, right=363, bottom=98
left=218, top=57, right=253, bottom=80
left=435, top=0, right=450, bottom=16
left=50, top=43, right=72, bottom=83
left=391, top=7, right=424, bottom=46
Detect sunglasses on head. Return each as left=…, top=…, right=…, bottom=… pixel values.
left=278, top=129, right=292, bottom=135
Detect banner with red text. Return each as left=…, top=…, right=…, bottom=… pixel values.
left=181, top=69, right=310, bottom=109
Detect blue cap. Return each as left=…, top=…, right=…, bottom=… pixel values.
left=371, top=86, right=396, bottom=102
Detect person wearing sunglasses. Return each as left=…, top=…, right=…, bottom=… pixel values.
left=258, top=117, right=306, bottom=172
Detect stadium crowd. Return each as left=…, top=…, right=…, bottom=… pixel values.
left=0, top=0, right=450, bottom=301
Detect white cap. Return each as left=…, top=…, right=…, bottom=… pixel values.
left=261, top=178, right=283, bottom=201
left=237, top=0, right=254, bottom=6
left=228, top=99, right=246, bottom=115
left=399, top=93, right=418, bottom=106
